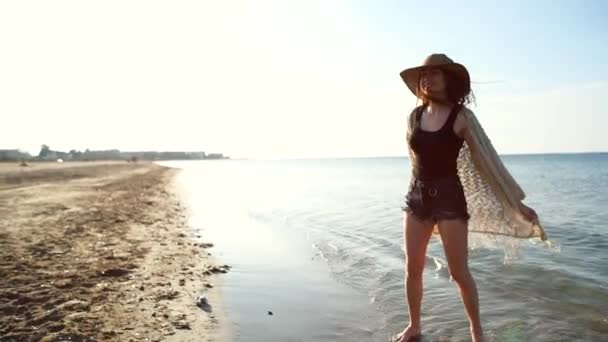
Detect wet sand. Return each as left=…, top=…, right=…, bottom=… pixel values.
left=0, top=162, right=229, bottom=341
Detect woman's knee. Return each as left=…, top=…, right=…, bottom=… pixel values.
left=406, top=257, right=425, bottom=279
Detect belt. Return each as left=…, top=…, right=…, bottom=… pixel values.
left=412, top=174, right=461, bottom=198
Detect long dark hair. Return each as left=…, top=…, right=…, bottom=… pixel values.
left=415, top=68, right=476, bottom=107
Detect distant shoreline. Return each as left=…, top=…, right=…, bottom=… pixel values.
left=0, top=148, right=229, bottom=163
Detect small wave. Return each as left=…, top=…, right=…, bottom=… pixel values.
left=431, top=256, right=445, bottom=271
left=327, top=242, right=339, bottom=251
left=311, top=242, right=329, bottom=263
left=430, top=256, right=451, bottom=279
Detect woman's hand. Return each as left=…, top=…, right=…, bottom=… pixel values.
left=518, top=201, right=539, bottom=225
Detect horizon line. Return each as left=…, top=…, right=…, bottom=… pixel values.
left=228, top=150, right=608, bottom=161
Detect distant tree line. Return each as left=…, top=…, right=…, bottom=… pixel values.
left=0, top=145, right=229, bottom=162
left=0, top=149, right=31, bottom=161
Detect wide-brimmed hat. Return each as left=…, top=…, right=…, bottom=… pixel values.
left=400, top=53, right=470, bottom=98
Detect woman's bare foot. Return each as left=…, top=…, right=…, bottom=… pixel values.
left=391, top=324, right=421, bottom=342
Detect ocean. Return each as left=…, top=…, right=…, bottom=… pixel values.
left=163, top=153, right=608, bottom=342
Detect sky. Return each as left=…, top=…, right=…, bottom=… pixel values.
left=1, top=0, right=607, bottom=159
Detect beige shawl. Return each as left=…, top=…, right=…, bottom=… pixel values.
left=408, top=106, right=547, bottom=241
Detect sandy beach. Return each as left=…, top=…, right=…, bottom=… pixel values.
left=0, top=162, right=229, bottom=341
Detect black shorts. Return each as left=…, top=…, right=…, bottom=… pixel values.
left=401, top=174, right=470, bottom=223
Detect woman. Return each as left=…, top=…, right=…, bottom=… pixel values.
left=391, top=54, right=541, bottom=342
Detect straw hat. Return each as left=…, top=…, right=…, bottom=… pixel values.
left=400, top=53, right=470, bottom=98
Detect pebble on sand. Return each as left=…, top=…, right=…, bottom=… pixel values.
left=195, top=295, right=212, bottom=312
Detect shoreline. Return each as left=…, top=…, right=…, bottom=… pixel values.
left=0, top=162, right=229, bottom=341
left=162, top=166, right=232, bottom=342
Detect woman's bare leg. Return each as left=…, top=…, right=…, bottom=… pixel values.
left=437, top=218, right=484, bottom=342
left=393, top=212, right=434, bottom=342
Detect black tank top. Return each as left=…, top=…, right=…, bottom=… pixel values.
left=408, top=104, right=464, bottom=180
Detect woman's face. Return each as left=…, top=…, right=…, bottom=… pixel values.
left=419, top=67, right=447, bottom=95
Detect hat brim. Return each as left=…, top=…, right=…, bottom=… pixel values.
left=399, top=63, right=470, bottom=98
